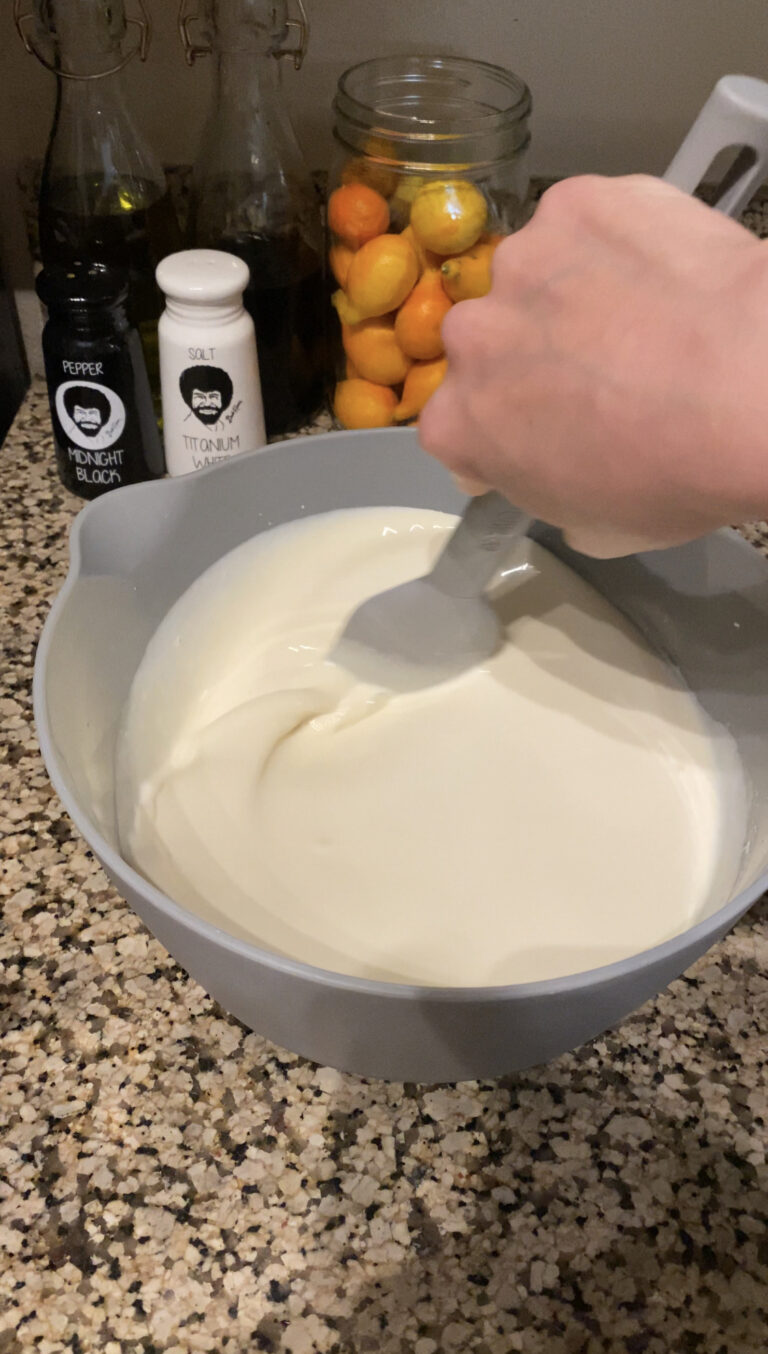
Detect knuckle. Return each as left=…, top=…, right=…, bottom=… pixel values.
left=622, top=172, right=669, bottom=192
left=623, top=172, right=660, bottom=190
left=536, top=175, right=584, bottom=211
left=440, top=297, right=483, bottom=355
left=488, top=232, right=523, bottom=282
left=535, top=173, right=611, bottom=222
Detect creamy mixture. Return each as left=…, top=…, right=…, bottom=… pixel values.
left=117, top=507, right=743, bottom=987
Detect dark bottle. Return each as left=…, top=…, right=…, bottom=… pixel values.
left=182, top=0, right=327, bottom=436
left=17, top=0, right=182, bottom=407
left=36, top=262, right=164, bottom=498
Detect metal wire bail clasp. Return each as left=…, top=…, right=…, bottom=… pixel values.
left=14, top=0, right=151, bottom=78
left=280, top=0, right=309, bottom=71
left=178, top=0, right=309, bottom=69
left=178, top=0, right=210, bottom=66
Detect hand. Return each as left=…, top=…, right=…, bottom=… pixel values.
left=420, top=175, right=768, bottom=556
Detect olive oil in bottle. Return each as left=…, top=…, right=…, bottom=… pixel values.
left=22, top=0, right=182, bottom=407
left=185, top=0, right=327, bottom=437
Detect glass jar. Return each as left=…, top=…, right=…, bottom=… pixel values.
left=328, top=55, right=531, bottom=430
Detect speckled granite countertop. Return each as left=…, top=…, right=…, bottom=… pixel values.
left=3, top=379, right=768, bottom=1354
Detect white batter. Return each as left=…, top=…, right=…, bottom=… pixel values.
left=116, top=507, right=744, bottom=987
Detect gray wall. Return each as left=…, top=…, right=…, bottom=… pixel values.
left=3, top=0, right=768, bottom=368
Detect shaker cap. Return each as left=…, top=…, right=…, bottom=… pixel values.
left=36, top=260, right=129, bottom=309
left=156, top=249, right=250, bottom=306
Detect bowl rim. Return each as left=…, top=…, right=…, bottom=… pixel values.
left=33, top=432, right=768, bottom=1004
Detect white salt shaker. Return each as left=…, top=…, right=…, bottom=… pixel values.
left=156, top=249, right=266, bottom=476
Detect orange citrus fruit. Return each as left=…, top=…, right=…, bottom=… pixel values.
left=334, top=378, right=398, bottom=429
left=328, top=182, right=390, bottom=249
left=440, top=233, right=504, bottom=302
left=329, top=240, right=354, bottom=288
left=341, top=155, right=398, bottom=199
left=389, top=174, right=427, bottom=225
left=394, top=268, right=453, bottom=361
left=331, top=288, right=366, bottom=327
left=394, top=357, right=448, bottom=421
left=342, top=317, right=411, bottom=386
left=345, top=356, right=360, bottom=380
left=410, top=178, right=488, bottom=255
left=345, top=233, right=419, bottom=319
left=400, top=224, right=443, bottom=277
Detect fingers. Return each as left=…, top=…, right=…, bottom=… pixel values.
left=562, top=525, right=682, bottom=559
left=418, top=372, right=469, bottom=475
left=452, top=473, right=489, bottom=497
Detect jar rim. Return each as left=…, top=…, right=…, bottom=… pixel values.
left=335, top=54, right=531, bottom=146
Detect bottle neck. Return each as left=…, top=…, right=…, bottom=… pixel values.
left=189, top=7, right=319, bottom=250
left=42, top=61, right=166, bottom=207
left=165, top=297, right=245, bottom=326
left=35, top=0, right=129, bottom=78
left=212, top=47, right=283, bottom=121
left=195, top=48, right=309, bottom=192
left=200, top=0, right=290, bottom=61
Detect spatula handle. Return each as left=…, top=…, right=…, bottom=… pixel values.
left=430, top=491, right=531, bottom=598
left=663, top=74, right=768, bottom=215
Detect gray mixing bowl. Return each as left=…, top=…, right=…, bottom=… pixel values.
left=34, top=428, right=768, bottom=1081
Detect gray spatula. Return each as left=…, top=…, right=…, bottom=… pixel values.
left=335, top=492, right=530, bottom=688
left=335, top=75, right=768, bottom=689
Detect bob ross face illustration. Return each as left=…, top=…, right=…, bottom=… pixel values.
left=62, top=384, right=111, bottom=437
left=179, top=365, right=234, bottom=426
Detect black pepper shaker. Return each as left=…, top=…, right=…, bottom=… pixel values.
left=36, top=261, right=164, bottom=499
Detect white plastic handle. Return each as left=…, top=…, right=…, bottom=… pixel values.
left=664, top=74, right=768, bottom=216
